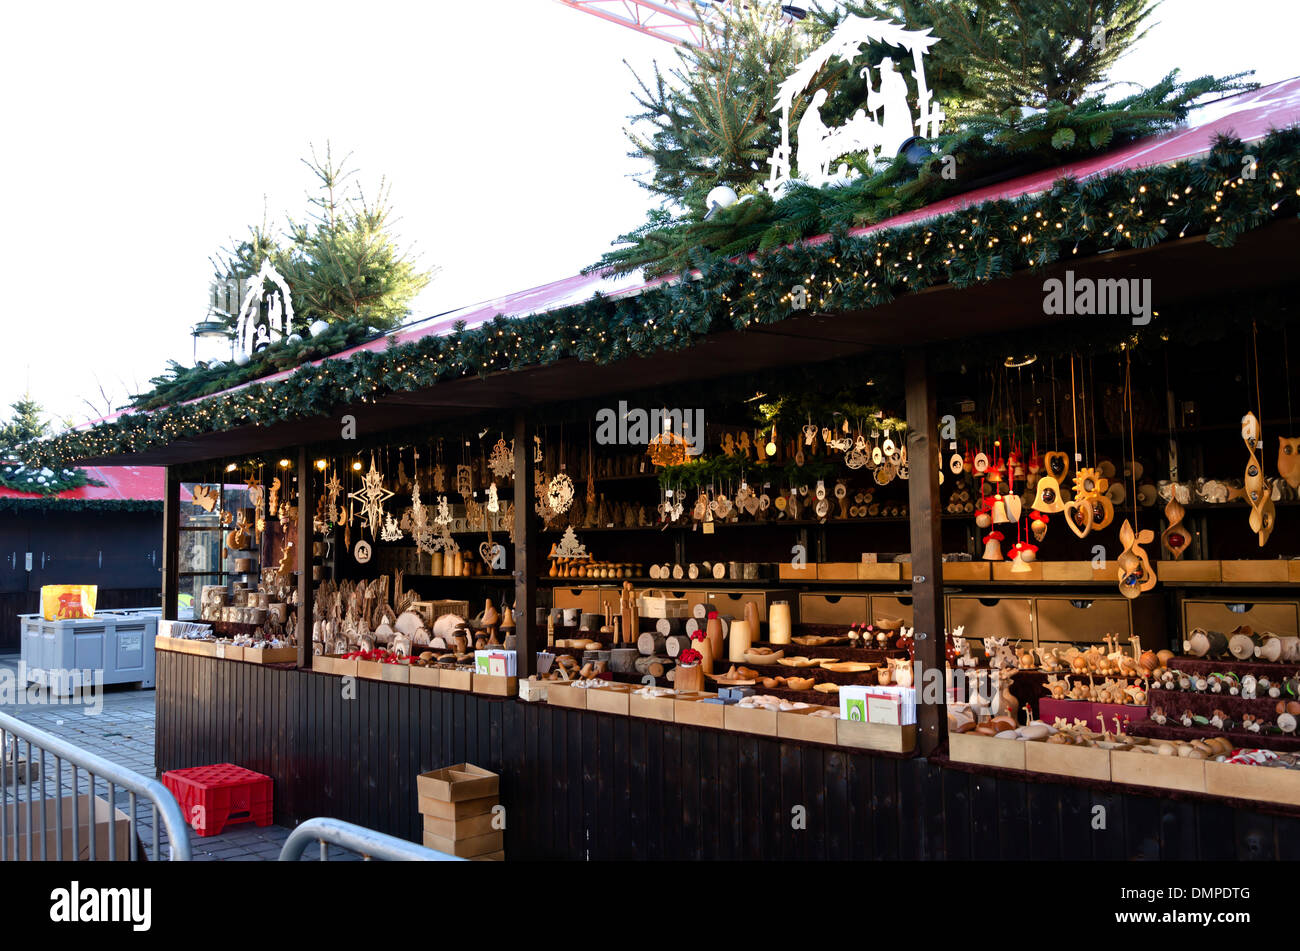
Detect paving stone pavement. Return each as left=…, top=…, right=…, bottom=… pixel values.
left=0, top=653, right=361, bottom=862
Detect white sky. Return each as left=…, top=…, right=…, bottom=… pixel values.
left=0, top=0, right=1296, bottom=425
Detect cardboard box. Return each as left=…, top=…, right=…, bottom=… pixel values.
left=778, top=563, right=818, bottom=582
left=517, top=677, right=548, bottom=702
left=416, top=763, right=499, bottom=802
left=212, top=642, right=245, bottom=661
left=423, top=829, right=504, bottom=858
left=948, top=732, right=1025, bottom=770
left=629, top=691, right=676, bottom=722
left=474, top=649, right=518, bottom=677
left=836, top=720, right=916, bottom=753
left=241, top=646, right=298, bottom=664
left=409, top=665, right=441, bottom=688
left=1109, top=749, right=1205, bottom=793
left=439, top=668, right=474, bottom=692
left=724, top=704, right=778, bottom=737
left=356, top=659, right=385, bottom=680
left=942, top=561, right=990, bottom=581
left=312, top=654, right=357, bottom=677
left=1159, top=560, right=1222, bottom=583
left=673, top=695, right=726, bottom=729
left=380, top=663, right=411, bottom=684
left=423, top=810, right=499, bottom=840
left=858, top=562, right=902, bottom=581
left=472, top=674, right=517, bottom=697
left=799, top=592, right=868, bottom=626
left=815, top=562, right=859, bottom=581
left=470, top=850, right=504, bottom=861
left=546, top=682, right=588, bottom=710
left=1204, top=760, right=1300, bottom=807
left=419, top=793, right=496, bottom=821
left=637, top=592, right=690, bottom=618
left=777, top=709, right=838, bottom=744
left=1220, top=560, right=1290, bottom=584
left=1024, top=740, right=1111, bottom=781
left=6, top=793, right=134, bottom=861
left=585, top=683, right=632, bottom=716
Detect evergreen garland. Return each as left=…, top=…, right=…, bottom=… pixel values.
left=32, top=129, right=1300, bottom=468
left=0, top=498, right=162, bottom=514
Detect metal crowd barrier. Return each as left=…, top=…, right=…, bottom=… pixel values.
left=0, top=709, right=191, bottom=861
left=278, top=817, right=463, bottom=861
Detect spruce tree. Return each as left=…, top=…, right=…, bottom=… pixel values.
left=0, top=394, right=49, bottom=454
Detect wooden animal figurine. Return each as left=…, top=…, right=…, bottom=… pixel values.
left=1160, top=498, right=1191, bottom=559
left=1035, top=646, right=1062, bottom=672
left=991, top=668, right=1018, bottom=721
left=1045, top=674, right=1068, bottom=700
left=1115, top=519, right=1157, bottom=599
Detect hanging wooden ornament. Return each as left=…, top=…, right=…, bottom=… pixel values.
left=1115, top=519, right=1157, bottom=600
left=1032, top=475, right=1066, bottom=513
left=1008, top=541, right=1034, bottom=573
left=268, top=477, right=281, bottom=514
left=1043, top=451, right=1070, bottom=482
left=191, top=484, right=218, bottom=512
left=487, top=482, right=500, bottom=514
left=354, top=540, right=372, bottom=564
left=488, top=437, right=515, bottom=480
left=1089, top=493, right=1116, bottom=531
left=803, top=421, right=818, bottom=446
left=1277, top=437, right=1300, bottom=490
left=410, top=483, right=437, bottom=556
left=1241, top=412, right=1276, bottom=545
left=647, top=430, right=688, bottom=467
left=1161, top=498, right=1191, bottom=559
left=456, top=464, right=473, bottom=498
left=546, top=472, right=575, bottom=514
left=981, top=530, right=1004, bottom=561
left=949, top=452, right=964, bottom=474
left=973, top=451, right=989, bottom=474
left=1063, top=497, right=1093, bottom=538
left=381, top=513, right=404, bottom=542
left=1029, top=510, right=1049, bottom=542
left=348, top=458, right=394, bottom=539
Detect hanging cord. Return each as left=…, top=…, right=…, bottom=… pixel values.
left=1284, top=323, right=1294, bottom=434
left=1087, top=356, right=1099, bottom=468
left=1049, top=357, right=1059, bottom=450
left=1252, top=320, right=1264, bottom=424
left=1126, top=352, right=1139, bottom=528
left=1069, top=356, right=1080, bottom=465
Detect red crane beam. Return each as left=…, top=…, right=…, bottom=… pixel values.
left=553, top=0, right=711, bottom=46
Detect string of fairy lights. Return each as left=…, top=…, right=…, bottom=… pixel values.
left=33, top=128, right=1300, bottom=467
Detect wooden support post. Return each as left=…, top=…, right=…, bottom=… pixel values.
left=905, top=348, right=946, bottom=756
left=297, top=444, right=314, bottom=669
left=162, top=466, right=180, bottom=621
left=513, top=413, right=537, bottom=676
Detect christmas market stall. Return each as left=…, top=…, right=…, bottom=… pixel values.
left=37, top=58, right=1300, bottom=858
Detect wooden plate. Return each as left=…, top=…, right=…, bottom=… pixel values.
left=823, top=662, right=875, bottom=673
left=777, top=657, right=817, bottom=667
left=813, top=683, right=841, bottom=693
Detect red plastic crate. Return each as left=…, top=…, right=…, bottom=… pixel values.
left=162, top=764, right=273, bottom=837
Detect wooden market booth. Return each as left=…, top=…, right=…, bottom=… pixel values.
left=66, top=80, right=1300, bottom=859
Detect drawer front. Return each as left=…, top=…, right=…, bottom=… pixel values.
left=1035, top=596, right=1131, bottom=646
left=799, top=593, right=868, bottom=625
left=1182, top=599, right=1300, bottom=637
left=705, top=589, right=797, bottom=624
left=870, top=595, right=914, bottom=629
left=946, top=596, right=1034, bottom=641
left=552, top=587, right=619, bottom=614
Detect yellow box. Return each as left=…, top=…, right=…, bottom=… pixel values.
left=313, top=654, right=358, bottom=677
left=1040, top=561, right=1096, bottom=582
left=992, top=561, right=1043, bottom=581
left=409, top=666, right=441, bottom=688
left=585, top=683, right=632, bottom=716
left=673, top=696, right=726, bottom=730
left=948, top=732, right=1025, bottom=770
left=629, top=692, right=676, bottom=722
left=546, top=682, right=588, bottom=710
left=1204, top=760, right=1300, bottom=807
left=836, top=720, right=916, bottom=753
left=815, top=562, right=859, bottom=581
left=943, top=562, right=990, bottom=581
left=858, top=562, right=902, bottom=581
left=778, top=564, right=818, bottom=582
left=472, top=674, right=517, bottom=697
left=724, top=705, right=778, bottom=737
left=1221, top=560, right=1290, bottom=584
left=439, top=668, right=474, bottom=692
left=1110, top=750, right=1205, bottom=793
left=1159, top=560, right=1222, bottom=583
left=1024, top=741, right=1111, bottom=781
left=777, top=709, right=838, bottom=744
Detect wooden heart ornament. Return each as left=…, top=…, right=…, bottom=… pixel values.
left=1044, top=451, right=1070, bottom=482
left=479, top=541, right=504, bottom=567
left=1064, top=497, right=1093, bottom=538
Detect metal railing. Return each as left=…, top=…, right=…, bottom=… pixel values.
left=278, top=817, right=464, bottom=862
left=0, top=710, right=191, bottom=861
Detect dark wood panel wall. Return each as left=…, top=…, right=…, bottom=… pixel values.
left=155, top=651, right=1300, bottom=860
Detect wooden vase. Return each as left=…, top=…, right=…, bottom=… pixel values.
left=769, top=601, right=792, bottom=644
left=706, top=614, right=723, bottom=659
left=728, top=619, right=753, bottom=662
left=675, top=664, right=704, bottom=693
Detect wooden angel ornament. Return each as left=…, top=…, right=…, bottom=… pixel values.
left=1115, top=519, right=1157, bottom=600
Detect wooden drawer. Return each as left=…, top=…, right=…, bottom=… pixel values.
left=1035, top=596, right=1132, bottom=646
left=705, top=589, right=797, bottom=626
left=946, top=596, right=1034, bottom=641
left=799, top=592, right=868, bottom=626
left=1182, top=598, right=1299, bottom=637
left=552, top=586, right=620, bottom=615
left=870, top=594, right=913, bottom=628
